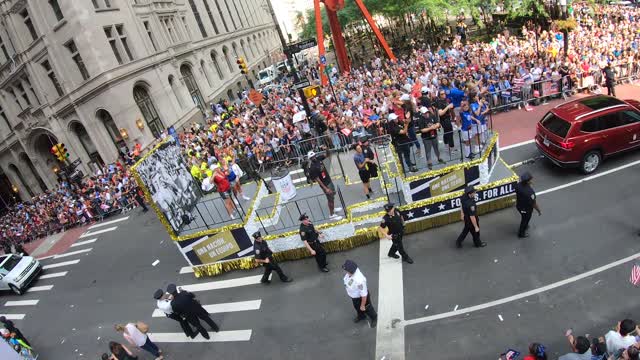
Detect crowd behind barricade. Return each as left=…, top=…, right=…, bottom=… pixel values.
left=0, top=159, right=148, bottom=255
left=502, top=318, right=640, bottom=360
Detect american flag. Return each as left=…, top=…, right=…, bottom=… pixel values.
left=630, top=262, right=640, bottom=286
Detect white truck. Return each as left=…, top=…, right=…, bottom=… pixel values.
left=0, top=253, right=41, bottom=295
left=257, top=65, right=278, bottom=87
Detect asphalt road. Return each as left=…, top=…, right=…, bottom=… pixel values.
left=2, top=142, right=640, bottom=360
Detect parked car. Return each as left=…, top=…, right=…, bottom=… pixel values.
left=0, top=253, right=41, bottom=295
left=535, top=95, right=640, bottom=174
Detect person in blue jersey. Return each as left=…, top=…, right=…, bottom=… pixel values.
left=460, top=101, right=481, bottom=159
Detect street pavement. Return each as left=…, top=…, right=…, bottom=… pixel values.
left=2, top=89, right=640, bottom=359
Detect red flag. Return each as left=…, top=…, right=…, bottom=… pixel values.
left=630, top=262, right=640, bottom=286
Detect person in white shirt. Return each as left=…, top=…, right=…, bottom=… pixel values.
left=342, top=260, right=377, bottom=327
left=605, top=319, right=637, bottom=354
left=115, top=322, right=163, bottom=360
left=154, top=289, right=195, bottom=338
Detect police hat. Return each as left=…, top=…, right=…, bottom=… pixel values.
left=520, top=171, right=533, bottom=182
left=464, top=185, right=476, bottom=194
left=166, top=283, right=177, bottom=295
left=342, top=260, right=358, bottom=273
left=252, top=231, right=262, bottom=239
left=153, top=289, right=164, bottom=300
left=299, top=213, right=309, bottom=221
left=384, top=203, right=394, bottom=211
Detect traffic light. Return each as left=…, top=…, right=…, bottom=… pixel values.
left=303, top=85, right=321, bottom=99
left=236, top=57, right=248, bottom=75
left=49, top=143, right=69, bottom=162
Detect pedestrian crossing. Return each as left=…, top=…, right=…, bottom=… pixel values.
left=0, top=215, right=128, bottom=322
left=146, top=273, right=272, bottom=345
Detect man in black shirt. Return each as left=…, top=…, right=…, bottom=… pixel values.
left=417, top=106, right=446, bottom=169
left=169, top=283, right=219, bottom=340
left=359, top=136, right=378, bottom=179
left=435, top=90, right=456, bottom=150
left=388, top=113, right=417, bottom=174
left=603, top=63, right=616, bottom=97
left=299, top=213, right=329, bottom=272
left=380, top=203, right=413, bottom=263
left=308, top=151, right=343, bottom=220
left=253, top=231, right=293, bottom=283
left=418, top=87, right=432, bottom=108
left=514, top=172, right=541, bottom=238
left=456, top=186, right=487, bottom=248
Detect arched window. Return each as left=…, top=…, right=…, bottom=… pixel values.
left=70, top=121, right=103, bottom=166
left=180, top=64, right=205, bottom=112
left=211, top=50, right=224, bottom=79
left=240, top=39, right=249, bottom=61
left=247, top=38, right=256, bottom=59
left=226, top=89, right=234, bottom=101
left=232, top=42, right=238, bottom=57
left=222, top=46, right=233, bottom=73
left=133, top=85, right=164, bottom=138
left=200, top=60, right=212, bottom=87
left=8, top=164, right=33, bottom=197
left=168, top=75, right=184, bottom=108
left=97, top=109, right=121, bottom=152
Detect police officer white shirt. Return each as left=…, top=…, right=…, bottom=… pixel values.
left=344, top=268, right=368, bottom=299
left=156, top=298, right=174, bottom=316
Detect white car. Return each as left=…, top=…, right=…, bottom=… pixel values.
left=0, top=254, right=41, bottom=295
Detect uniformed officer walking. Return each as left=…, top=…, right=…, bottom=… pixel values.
left=299, top=213, right=329, bottom=272
left=342, top=260, right=377, bottom=327
left=253, top=231, right=293, bottom=284
left=168, top=283, right=219, bottom=340
left=456, top=186, right=487, bottom=248
left=154, top=288, right=195, bottom=338
left=381, top=203, right=414, bottom=263
left=514, top=172, right=541, bottom=238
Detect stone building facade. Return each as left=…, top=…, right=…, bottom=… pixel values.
left=0, top=0, right=282, bottom=201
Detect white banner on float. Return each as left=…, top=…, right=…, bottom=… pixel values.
left=272, top=173, right=297, bottom=201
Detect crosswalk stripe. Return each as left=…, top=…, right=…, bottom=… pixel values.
left=148, top=330, right=252, bottom=343
left=27, top=285, right=53, bottom=292
left=180, top=275, right=267, bottom=292
left=39, top=271, right=68, bottom=279
left=79, top=226, right=117, bottom=238
left=42, top=259, right=80, bottom=270
left=53, top=248, right=92, bottom=259
left=89, top=216, right=129, bottom=229
left=152, top=300, right=261, bottom=318
left=71, top=238, right=97, bottom=247
left=179, top=266, right=194, bottom=274
left=0, top=314, right=25, bottom=320
left=4, top=300, right=39, bottom=306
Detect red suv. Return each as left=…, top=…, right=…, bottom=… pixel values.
left=535, top=95, right=640, bottom=174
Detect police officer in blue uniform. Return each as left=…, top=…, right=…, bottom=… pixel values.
left=253, top=231, right=293, bottom=284
left=514, top=172, right=541, bottom=238
left=456, top=185, right=487, bottom=248
left=381, top=203, right=414, bottom=263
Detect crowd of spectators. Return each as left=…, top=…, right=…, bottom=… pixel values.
left=505, top=318, right=640, bottom=360
left=1, top=3, right=638, bottom=253
left=0, top=161, right=147, bottom=254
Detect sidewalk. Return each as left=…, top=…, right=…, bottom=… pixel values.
left=491, top=83, right=640, bottom=147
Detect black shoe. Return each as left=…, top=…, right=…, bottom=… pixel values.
left=369, top=188, right=373, bottom=193
left=281, top=277, right=293, bottom=283
left=456, top=242, right=462, bottom=248
left=353, top=316, right=366, bottom=323
left=467, top=153, right=475, bottom=160
left=370, top=319, right=377, bottom=328
left=518, top=233, right=529, bottom=238
left=403, top=257, right=414, bottom=264
left=427, top=163, right=433, bottom=170
left=260, top=279, right=271, bottom=284
left=200, top=331, right=210, bottom=340
left=475, top=242, right=487, bottom=248
left=410, top=167, right=418, bottom=173
left=388, top=253, right=400, bottom=259
left=320, top=267, right=329, bottom=272
left=189, top=333, right=197, bottom=339
left=212, top=325, right=220, bottom=332
left=438, top=159, right=446, bottom=164
left=142, top=208, right=149, bottom=212
left=366, top=194, right=371, bottom=199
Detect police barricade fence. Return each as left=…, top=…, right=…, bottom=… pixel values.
left=487, top=75, right=572, bottom=113
left=179, top=188, right=247, bottom=234
left=254, top=186, right=347, bottom=234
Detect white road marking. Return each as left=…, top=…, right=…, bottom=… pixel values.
left=89, top=216, right=129, bottom=229
left=79, top=226, right=117, bottom=238
left=179, top=266, right=194, bottom=274
left=152, top=300, right=261, bottom=318
left=71, top=238, right=97, bottom=247
left=0, top=314, right=25, bottom=320
left=501, top=139, right=535, bottom=150
left=53, top=248, right=92, bottom=259
left=148, top=330, right=252, bottom=343
left=39, top=271, right=68, bottom=279
left=498, top=314, right=504, bottom=322
left=27, top=285, right=54, bottom=292
left=152, top=259, right=160, bottom=266
left=42, top=259, right=80, bottom=270
left=375, top=237, right=405, bottom=360
left=36, top=254, right=56, bottom=261
left=403, top=251, right=640, bottom=326
left=179, top=275, right=267, bottom=292
left=454, top=305, right=459, bottom=311
left=538, top=159, right=640, bottom=196
left=4, top=300, right=39, bottom=306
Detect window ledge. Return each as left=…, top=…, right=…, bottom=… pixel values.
left=95, top=7, right=120, bottom=13
left=53, top=19, right=67, bottom=32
